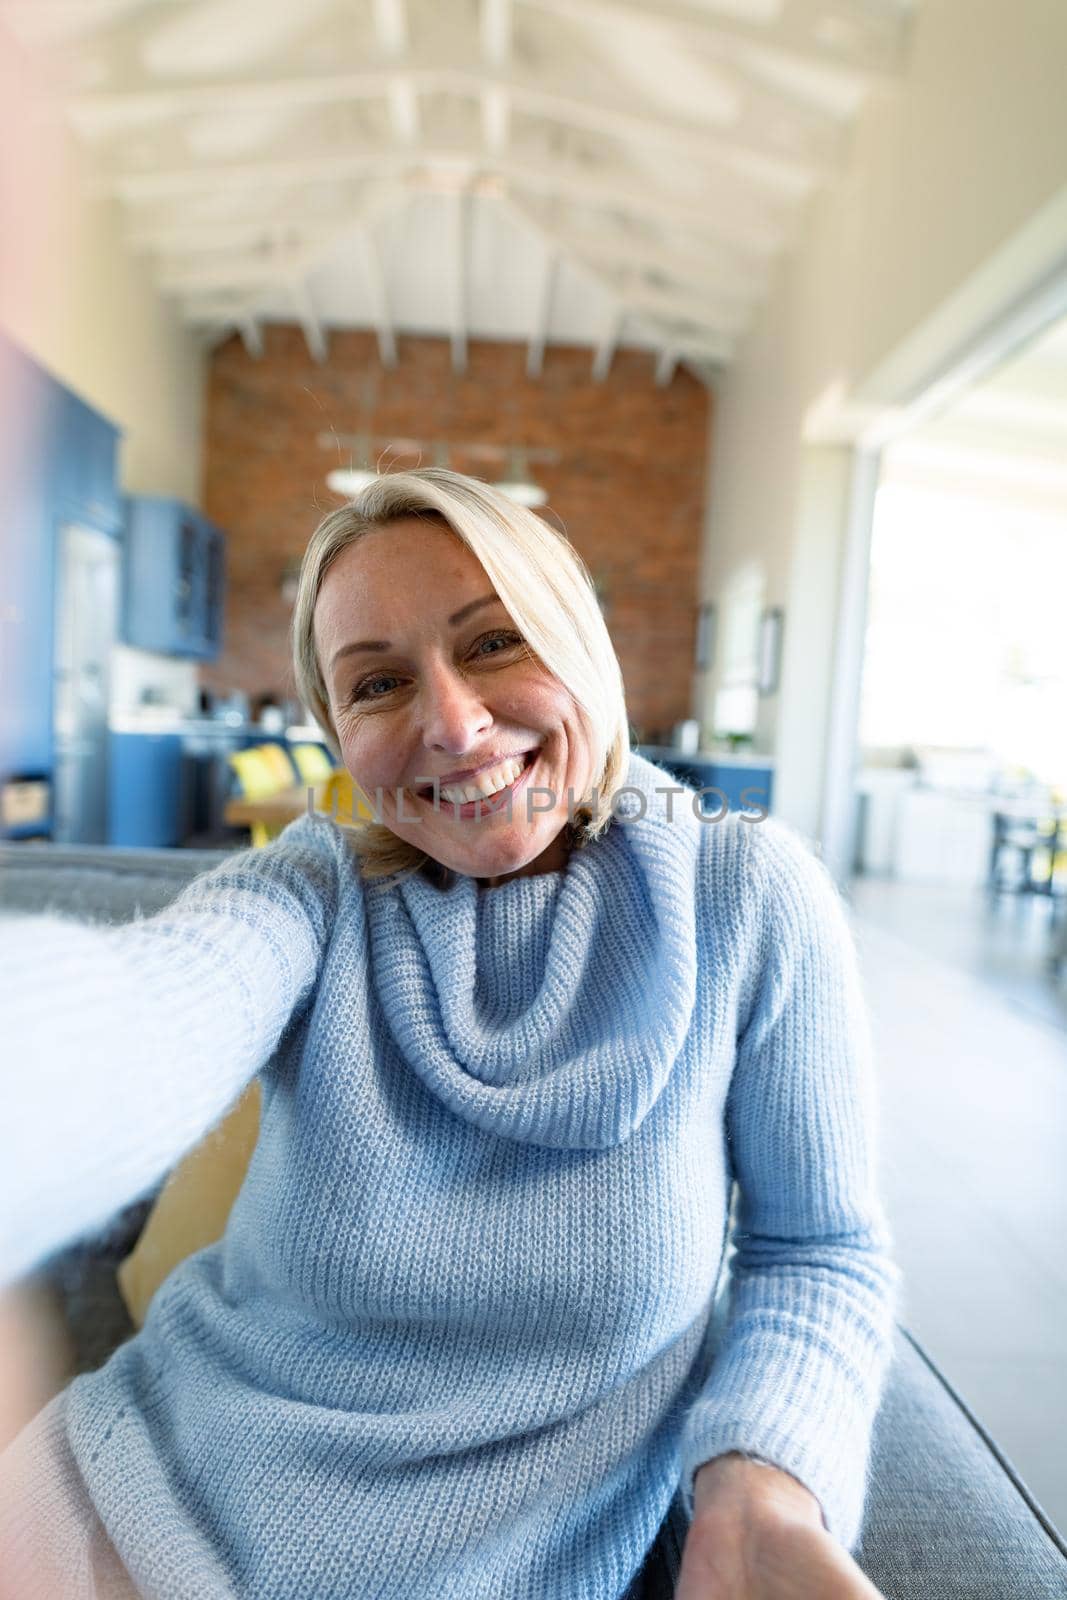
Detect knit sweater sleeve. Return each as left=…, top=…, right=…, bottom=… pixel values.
left=677, top=814, right=902, bottom=1552
left=0, top=813, right=342, bottom=1289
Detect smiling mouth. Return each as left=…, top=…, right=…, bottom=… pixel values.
left=414, top=748, right=539, bottom=805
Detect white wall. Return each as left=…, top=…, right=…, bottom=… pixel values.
left=0, top=27, right=205, bottom=502
left=699, top=0, right=1067, bottom=840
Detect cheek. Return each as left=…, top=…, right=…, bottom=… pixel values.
left=340, top=720, right=403, bottom=787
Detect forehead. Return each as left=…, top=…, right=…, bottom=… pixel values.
left=313, top=519, right=493, bottom=650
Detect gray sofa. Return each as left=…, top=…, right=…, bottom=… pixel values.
left=2, top=841, right=1066, bottom=1600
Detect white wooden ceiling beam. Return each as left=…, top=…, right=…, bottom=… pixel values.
left=588, top=266, right=745, bottom=339
left=507, top=197, right=763, bottom=311
left=450, top=189, right=469, bottom=375
left=592, top=306, right=624, bottom=384
left=520, top=0, right=909, bottom=81
left=497, top=66, right=828, bottom=189
left=480, top=0, right=513, bottom=151
left=107, top=143, right=790, bottom=263
left=153, top=195, right=401, bottom=296
left=183, top=290, right=734, bottom=370
left=654, top=347, right=678, bottom=387
left=354, top=226, right=397, bottom=368
left=501, top=195, right=750, bottom=335
left=372, top=0, right=420, bottom=143
left=388, top=79, right=421, bottom=144
left=526, top=248, right=557, bottom=378
left=539, top=226, right=767, bottom=308
left=133, top=205, right=768, bottom=309
left=291, top=278, right=327, bottom=364
left=129, top=216, right=343, bottom=255
left=239, top=315, right=264, bottom=359
left=372, top=0, right=409, bottom=57
left=182, top=294, right=268, bottom=324
left=657, top=329, right=733, bottom=366
left=494, top=162, right=784, bottom=267
left=502, top=191, right=741, bottom=363
left=160, top=250, right=324, bottom=295
left=481, top=0, right=513, bottom=63
left=70, top=61, right=830, bottom=189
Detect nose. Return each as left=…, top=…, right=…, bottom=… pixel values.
left=418, top=656, right=492, bottom=756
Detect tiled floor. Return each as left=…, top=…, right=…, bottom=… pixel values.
left=847, top=873, right=1067, bottom=1536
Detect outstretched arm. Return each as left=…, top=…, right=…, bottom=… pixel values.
left=0, top=814, right=344, bottom=1287
left=678, top=814, right=901, bottom=1557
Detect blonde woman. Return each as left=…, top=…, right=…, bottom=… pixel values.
left=0, top=469, right=898, bottom=1599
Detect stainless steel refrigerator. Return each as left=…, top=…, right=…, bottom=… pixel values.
left=52, top=523, right=119, bottom=844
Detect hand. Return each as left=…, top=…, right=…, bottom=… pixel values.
left=674, top=1453, right=884, bottom=1600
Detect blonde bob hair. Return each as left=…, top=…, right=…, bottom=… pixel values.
left=290, top=467, right=632, bottom=883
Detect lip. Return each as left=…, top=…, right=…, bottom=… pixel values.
left=419, top=748, right=540, bottom=820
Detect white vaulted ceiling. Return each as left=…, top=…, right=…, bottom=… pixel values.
left=1, top=0, right=917, bottom=381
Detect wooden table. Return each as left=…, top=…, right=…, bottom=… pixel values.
left=225, top=779, right=373, bottom=831
left=224, top=784, right=323, bottom=829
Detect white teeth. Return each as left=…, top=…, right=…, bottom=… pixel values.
left=439, top=754, right=528, bottom=804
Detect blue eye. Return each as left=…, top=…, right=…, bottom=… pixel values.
left=475, top=630, right=522, bottom=655
left=348, top=631, right=523, bottom=703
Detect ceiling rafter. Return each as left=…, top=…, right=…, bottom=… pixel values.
left=67, top=60, right=835, bottom=189
left=354, top=224, right=398, bottom=368
left=499, top=193, right=735, bottom=366
left=239, top=313, right=264, bottom=359
left=654, top=346, right=678, bottom=387
left=372, top=0, right=421, bottom=145
left=526, top=247, right=557, bottom=378
left=1, top=0, right=917, bottom=379
left=503, top=197, right=766, bottom=309
left=5, top=0, right=907, bottom=80
left=480, top=0, right=513, bottom=152
left=521, top=0, right=911, bottom=82
left=163, top=186, right=403, bottom=342
left=504, top=196, right=751, bottom=334
left=290, top=278, right=328, bottom=363
left=449, top=186, right=470, bottom=375
left=107, top=144, right=792, bottom=264
left=592, top=304, right=625, bottom=382
left=130, top=207, right=769, bottom=314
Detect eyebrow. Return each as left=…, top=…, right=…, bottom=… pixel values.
left=328, top=592, right=503, bottom=672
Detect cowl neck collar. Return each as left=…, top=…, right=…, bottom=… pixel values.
left=363, top=751, right=703, bottom=1149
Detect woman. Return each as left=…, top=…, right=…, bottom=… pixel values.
left=0, top=469, right=898, bottom=1599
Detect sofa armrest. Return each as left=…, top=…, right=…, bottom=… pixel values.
left=854, top=1323, right=1067, bottom=1598
left=638, top=1323, right=1067, bottom=1598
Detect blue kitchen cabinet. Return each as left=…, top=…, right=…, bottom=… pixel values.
left=635, top=747, right=775, bottom=817
left=122, top=497, right=226, bottom=661
left=108, top=731, right=183, bottom=846
left=0, top=335, right=122, bottom=839
left=53, top=386, right=122, bottom=534
left=201, top=520, right=226, bottom=654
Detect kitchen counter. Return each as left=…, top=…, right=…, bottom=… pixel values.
left=637, top=744, right=776, bottom=768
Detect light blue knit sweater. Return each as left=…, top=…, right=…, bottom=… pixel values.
left=0, top=750, right=900, bottom=1599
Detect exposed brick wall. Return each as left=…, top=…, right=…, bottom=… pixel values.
left=201, top=325, right=711, bottom=744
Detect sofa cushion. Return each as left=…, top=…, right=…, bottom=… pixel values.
left=0, top=843, right=230, bottom=925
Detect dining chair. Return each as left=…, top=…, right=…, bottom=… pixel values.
left=226, top=747, right=289, bottom=848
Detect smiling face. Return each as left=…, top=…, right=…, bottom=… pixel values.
left=313, top=517, right=596, bottom=886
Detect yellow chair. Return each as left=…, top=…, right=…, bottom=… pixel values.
left=321, top=767, right=377, bottom=826
left=255, top=741, right=298, bottom=789
left=290, top=743, right=335, bottom=786
left=117, top=1081, right=262, bottom=1328
left=227, top=746, right=289, bottom=848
